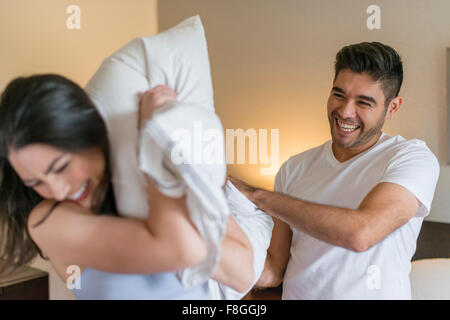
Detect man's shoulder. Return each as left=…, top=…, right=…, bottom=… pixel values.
left=283, top=140, right=330, bottom=169
left=378, top=133, right=439, bottom=171
left=275, top=141, right=330, bottom=191
left=380, top=133, right=436, bottom=158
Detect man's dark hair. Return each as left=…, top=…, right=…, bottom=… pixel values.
left=334, top=42, right=403, bottom=106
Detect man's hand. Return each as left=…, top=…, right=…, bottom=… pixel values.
left=227, top=175, right=258, bottom=202
left=139, top=85, right=177, bottom=129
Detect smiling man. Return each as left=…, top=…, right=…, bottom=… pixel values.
left=230, top=42, right=440, bottom=299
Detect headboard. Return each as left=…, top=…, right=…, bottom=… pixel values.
left=412, top=220, right=450, bottom=260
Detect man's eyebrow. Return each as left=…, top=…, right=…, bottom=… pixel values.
left=23, top=153, right=66, bottom=184
left=332, top=86, right=345, bottom=93
left=332, top=86, right=377, bottom=105
left=357, top=95, right=377, bottom=105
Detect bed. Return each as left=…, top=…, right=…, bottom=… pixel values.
left=409, top=221, right=450, bottom=300
left=246, top=220, right=450, bottom=300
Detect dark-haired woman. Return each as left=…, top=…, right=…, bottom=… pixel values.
left=0, top=75, right=254, bottom=299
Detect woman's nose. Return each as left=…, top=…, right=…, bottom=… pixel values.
left=48, top=177, right=71, bottom=201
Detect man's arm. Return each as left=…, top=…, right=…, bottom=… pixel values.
left=230, top=176, right=420, bottom=252
left=255, top=217, right=291, bottom=288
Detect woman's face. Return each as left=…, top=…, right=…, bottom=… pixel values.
left=8, top=143, right=105, bottom=210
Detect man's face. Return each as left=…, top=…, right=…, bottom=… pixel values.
left=327, top=69, right=388, bottom=150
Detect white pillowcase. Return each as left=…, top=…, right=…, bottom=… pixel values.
left=139, top=101, right=229, bottom=287
left=410, top=258, right=450, bottom=300
left=85, top=16, right=229, bottom=288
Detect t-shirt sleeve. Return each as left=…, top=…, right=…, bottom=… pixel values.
left=380, top=142, right=440, bottom=217
left=274, top=160, right=288, bottom=193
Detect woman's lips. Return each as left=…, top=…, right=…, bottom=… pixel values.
left=68, top=180, right=90, bottom=202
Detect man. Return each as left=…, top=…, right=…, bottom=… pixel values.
left=229, top=42, right=440, bottom=299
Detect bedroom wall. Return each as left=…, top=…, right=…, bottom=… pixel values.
left=158, top=0, right=450, bottom=224
left=0, top=0, right=158, bottom=90
left=0, top=0, right=158, bottom=299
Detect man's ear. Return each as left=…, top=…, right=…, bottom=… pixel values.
left=385, top=96, right=403, bottom=120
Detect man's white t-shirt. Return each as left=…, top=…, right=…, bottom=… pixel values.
left=276, top=133, right=440, bottom=300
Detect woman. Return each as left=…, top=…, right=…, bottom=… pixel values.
left=0, top=74, right=254, bottom=299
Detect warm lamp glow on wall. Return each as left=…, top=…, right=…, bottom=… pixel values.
left=225, top=124, right=329, bottom=191
left=220, top=82, right=331, bottom=190
left=225, top=127, right=279, bottom=190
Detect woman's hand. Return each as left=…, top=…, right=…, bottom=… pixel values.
left=139, top=85, right=177, bottom=129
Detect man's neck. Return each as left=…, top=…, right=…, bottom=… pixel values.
left=332, top=132, right=383, bottom=163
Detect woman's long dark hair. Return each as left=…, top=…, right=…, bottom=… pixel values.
left=0, top=74, right=116, bottom=275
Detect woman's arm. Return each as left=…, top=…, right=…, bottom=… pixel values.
left=27, top=177, right=207, bottom=275
left=138, top=85, right=255, bottom=292
left=255, top=217, right=291, bottom=288
left=28, top=180, right=255, bottom=293
left=212, top=215, right=254, bottom=293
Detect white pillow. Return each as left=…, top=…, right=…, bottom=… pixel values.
left=410, top=258, right=450, bottom=300
left=86, top=15, right=216, bottom=218
left=85, top=16, right=228, bottom=288
left=139, top=102, right=229, bottom=287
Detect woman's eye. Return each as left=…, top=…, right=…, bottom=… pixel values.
left=333, top=93, right=344, bottom=98
left=29, top=181, right=42, bottom=188
left=55, top=161, right=70, bottom=174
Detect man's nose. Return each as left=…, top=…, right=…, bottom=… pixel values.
left=337, top=100, right=357, bottom=119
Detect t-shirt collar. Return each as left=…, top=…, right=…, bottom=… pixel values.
left=326, top=132, right=386, bottom=166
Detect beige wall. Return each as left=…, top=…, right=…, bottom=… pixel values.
left=158, top=0, right=450, bottom=223
left=0, top=0, right=158, bottom=90
left=0, top=0, right=158, bottom=299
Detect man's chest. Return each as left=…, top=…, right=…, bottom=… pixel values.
left=284, top=159, right=387, bottom=209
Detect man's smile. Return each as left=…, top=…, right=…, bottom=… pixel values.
left=334, top=116, right=361, bottom=135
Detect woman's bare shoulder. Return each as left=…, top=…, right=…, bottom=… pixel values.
left=28, top=200, right=94, bottom=231
left=28, top=200, right=95, bottom=250
left=27, top=200, right=87, bottom=283
left=27, top=200, right=59, bottom=231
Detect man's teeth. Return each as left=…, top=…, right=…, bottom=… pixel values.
left=337, top=119, right=359, bottom=132
left=69, top=181, right=88, bottom=200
